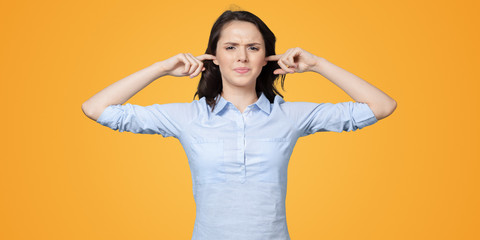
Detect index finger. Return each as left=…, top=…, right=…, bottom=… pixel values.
left=265, top=54, right=282, bottom=61
left=196, top=54, right=217, bottom=61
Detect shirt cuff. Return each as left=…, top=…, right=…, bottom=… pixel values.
left=353, top=102, right=378, bottom=129
left=96, top=104, right=121, bottom=126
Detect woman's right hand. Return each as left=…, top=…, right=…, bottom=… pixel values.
left=159, top=53, right=217, bottom=78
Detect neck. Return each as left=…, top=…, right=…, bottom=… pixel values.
left=221, top=88, right=258, bottom=114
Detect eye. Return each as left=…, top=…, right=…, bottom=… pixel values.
left=225, top=46, right=260, bottom=51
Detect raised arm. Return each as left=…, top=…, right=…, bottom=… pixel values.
left=311, top=57, right=396, bottom=120
left=81, top=53, right=216, bottom=121
left=266, top=47, right=397, bottom=120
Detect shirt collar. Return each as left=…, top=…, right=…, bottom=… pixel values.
left=212, top=91, right=271, bottom=115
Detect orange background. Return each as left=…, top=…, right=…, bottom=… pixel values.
left=1, top=0, right=479, bottom=239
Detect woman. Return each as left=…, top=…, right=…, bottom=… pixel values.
left=82, top=10, right=396, bottom=240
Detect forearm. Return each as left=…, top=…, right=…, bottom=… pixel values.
left=82, top=62, right=167, bottom=121
left=312, top=57, right=397, bottom=120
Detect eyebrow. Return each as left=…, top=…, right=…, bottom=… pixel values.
left=223, top=42, right=262, bottom=46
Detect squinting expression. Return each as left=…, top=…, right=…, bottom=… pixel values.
left=213, top=20, right=267, bottom=90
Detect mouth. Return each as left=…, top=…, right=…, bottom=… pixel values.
left=234, top=67, right=250, bottom=74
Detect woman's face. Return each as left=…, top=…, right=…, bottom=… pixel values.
left=213, top=20, right=267, bottom=92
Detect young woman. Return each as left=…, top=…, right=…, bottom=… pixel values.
left=82, top=10, right=396, bottom=240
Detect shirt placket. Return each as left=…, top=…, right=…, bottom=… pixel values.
left=235, top=107, right=250, bottom=183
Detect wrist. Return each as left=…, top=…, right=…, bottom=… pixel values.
left=152, top=61, right=168, bottom=78
left=312, top=57, right=328, bottom=74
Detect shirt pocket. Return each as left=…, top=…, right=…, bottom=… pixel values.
left=247, top=137, right=292, bottom=183
left=188, top=138, right=226, bottom=184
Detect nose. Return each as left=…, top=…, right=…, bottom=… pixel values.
left=236, top=47, right=248, bottom=62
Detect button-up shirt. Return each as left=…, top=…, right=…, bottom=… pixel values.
left=96, top=91, right=378, bottom=240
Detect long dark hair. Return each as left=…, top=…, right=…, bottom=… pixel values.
left=193, top=10, right=286, bottom=112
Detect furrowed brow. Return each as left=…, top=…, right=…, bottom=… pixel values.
left=223, top=42, right=262, bottom=46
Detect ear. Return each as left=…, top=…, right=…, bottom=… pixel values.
left=213, top=59, right=219, bottom=65
left=263, top=59, right=267, bottom=66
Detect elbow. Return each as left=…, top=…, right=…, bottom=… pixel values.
left=374, top=98, right=397, bottom=120
left=385, top=99, right=397, bottom=118
left=82, top=101, right=101, bottom=122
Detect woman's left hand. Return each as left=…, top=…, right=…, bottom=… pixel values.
left=266, top=47, right=322, bottom=74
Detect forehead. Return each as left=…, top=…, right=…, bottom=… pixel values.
left=218, top=20, right=264, bottom=43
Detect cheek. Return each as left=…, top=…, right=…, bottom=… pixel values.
left=217, top=55, right=232, bottom=65
left=218, top=60, right=231, bottom=69
left=254, top=58, right=267, bottom=68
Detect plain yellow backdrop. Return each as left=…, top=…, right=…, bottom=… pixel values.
left=1, top=0, right=479, bottom=239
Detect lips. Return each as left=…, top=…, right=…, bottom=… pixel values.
left=234, top=67, right=250, bottom=74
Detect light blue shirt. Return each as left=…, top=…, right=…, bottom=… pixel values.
left=96, top=91, right=378, bottom=240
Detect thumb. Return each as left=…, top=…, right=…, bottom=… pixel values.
left=273, top=68, right=289, bottom=75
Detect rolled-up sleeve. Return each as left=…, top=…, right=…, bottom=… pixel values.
left=96, top=103, right=184, bottom=138
left=291, top=101, right=378, bottom=136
